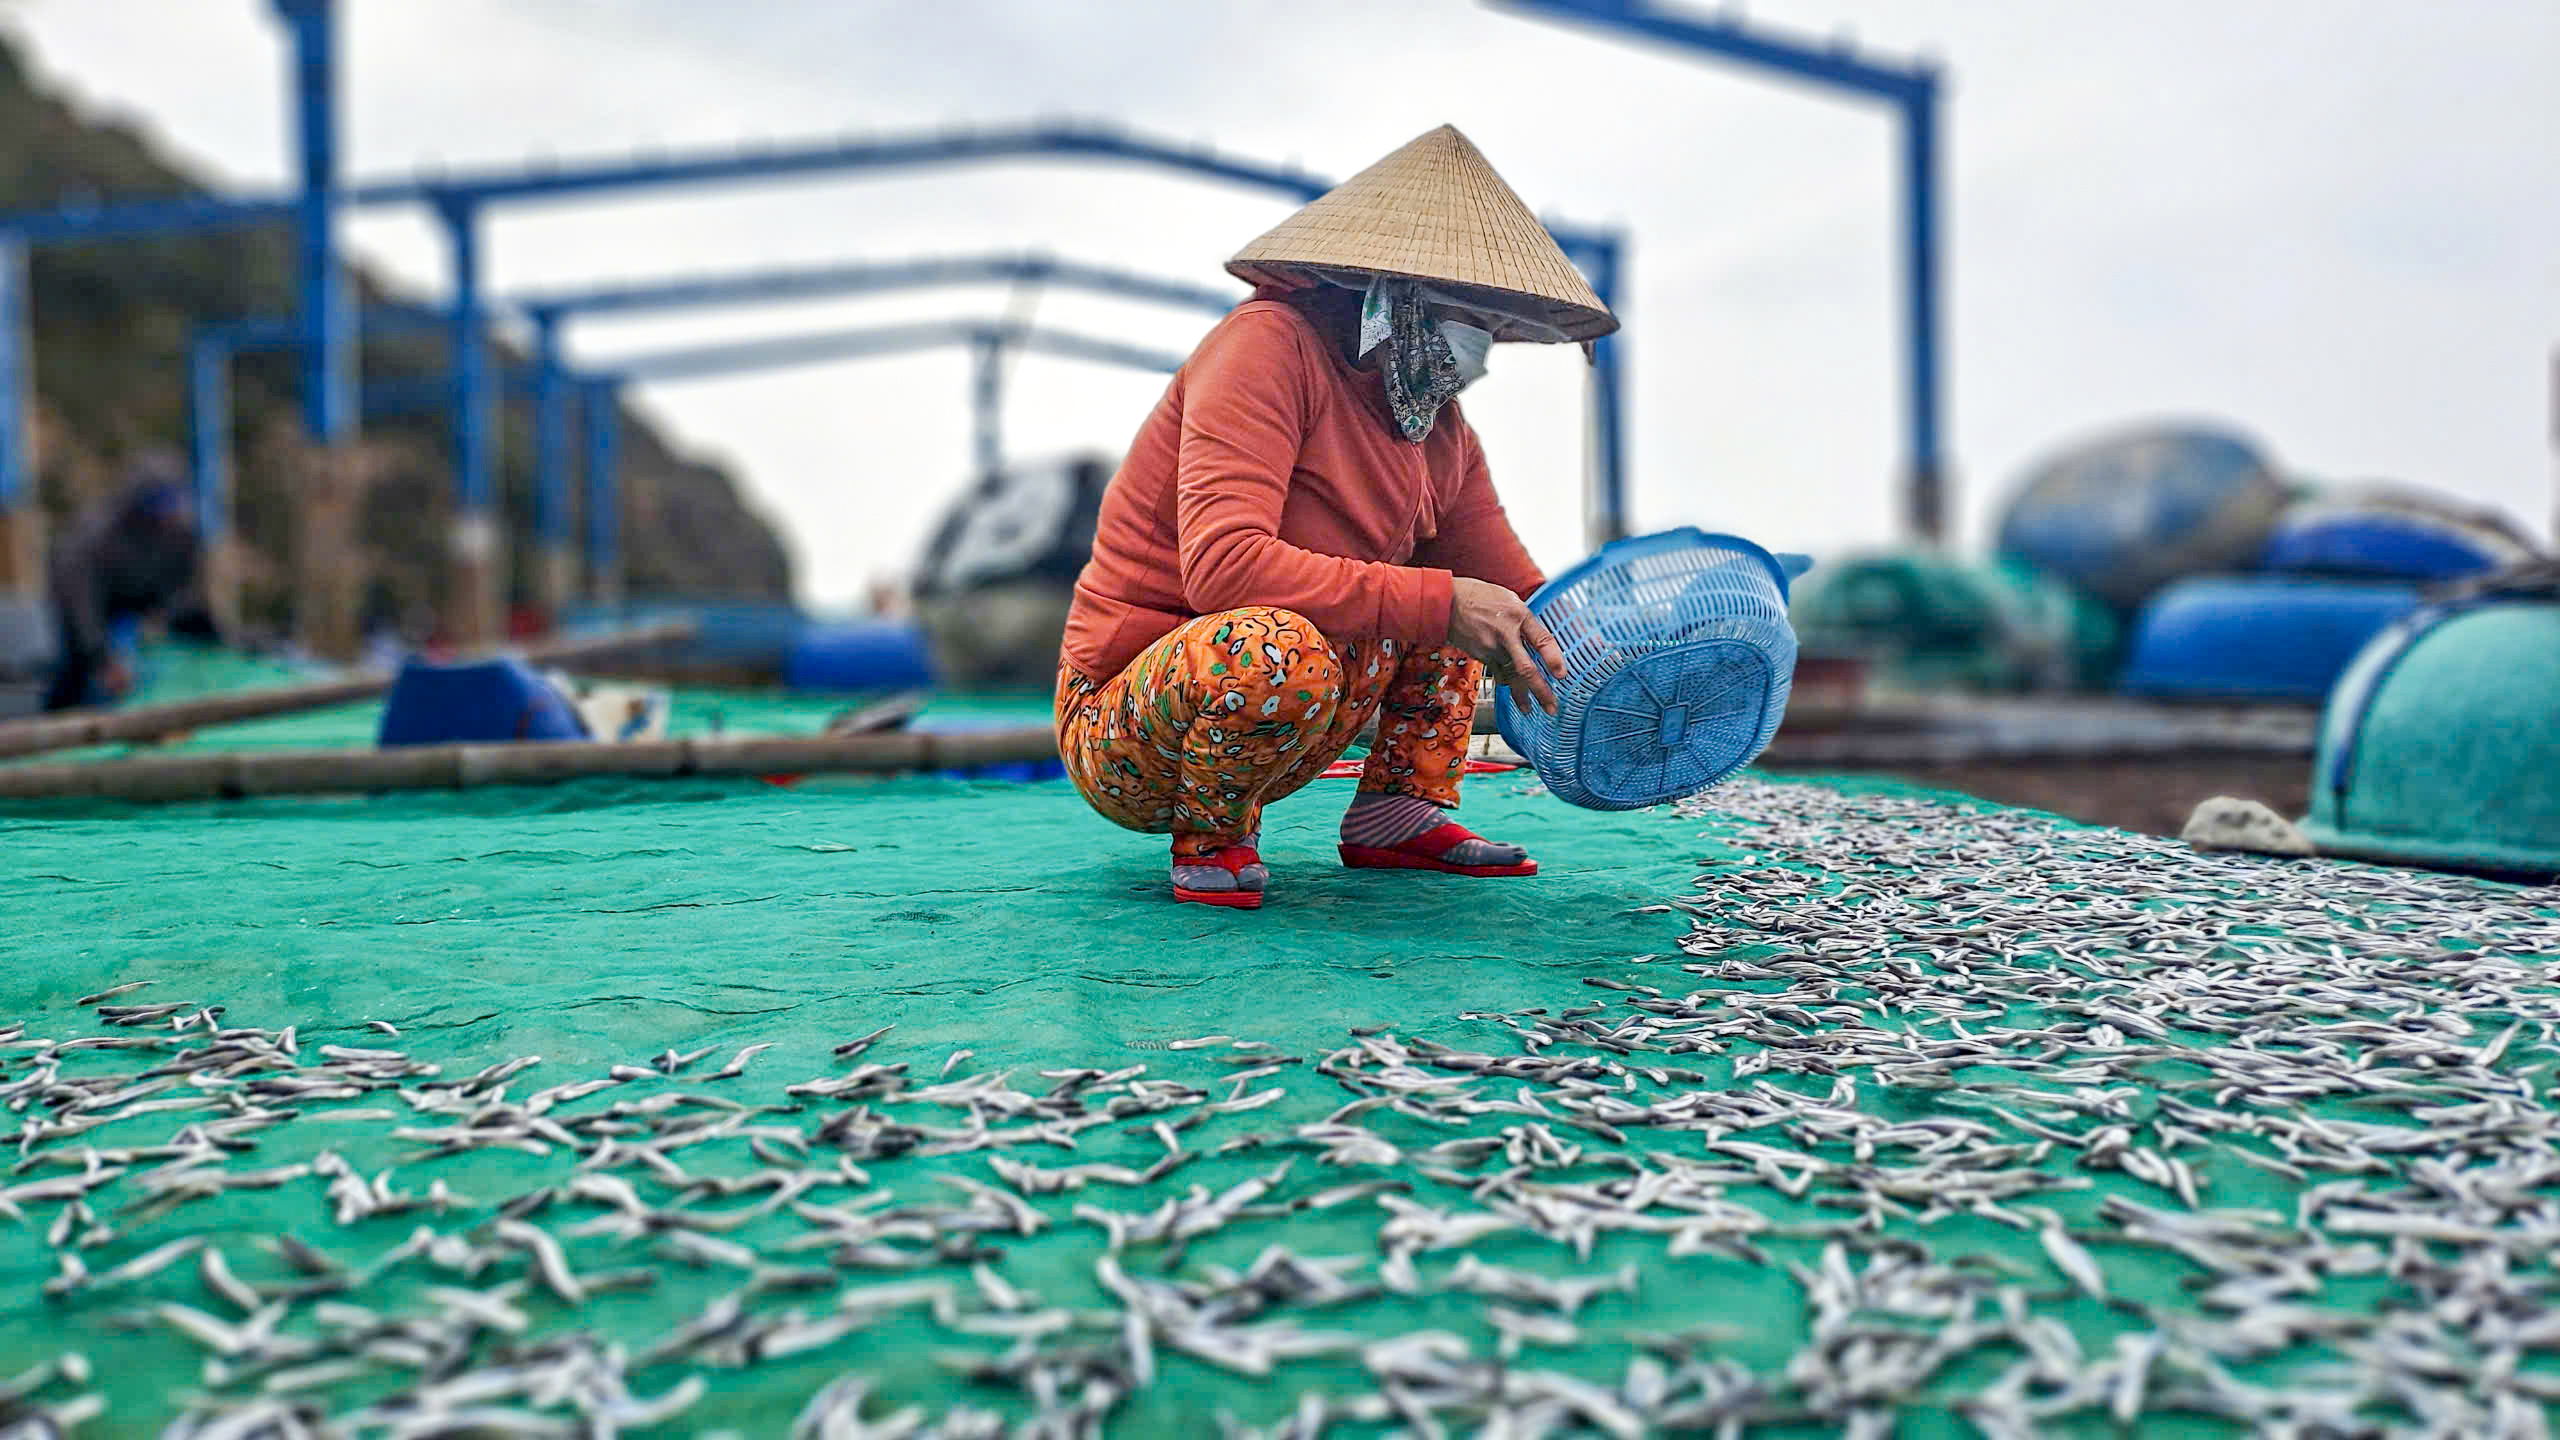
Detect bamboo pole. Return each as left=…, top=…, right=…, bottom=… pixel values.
left=0, top=620, right=696, bottom=761
left=0, top=725, right=1059, bottom=805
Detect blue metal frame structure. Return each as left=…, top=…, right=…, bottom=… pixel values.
left=2, top=123, right=1629, bottom=552
left=363, top=319, right=1185, bottom=600
left=383, top=126, right=1623, bottom=561
left=183, top=304, right=444, bottom=549
left=508, top=252, right=1236, bottom=571
left=357, top=322, right=1184, bottom=429
left=592, top=320, right=1186, bottom=386
left=0, top=0, right=1636, bottom=629
left=1497, top=0, right=1946, bottom=541
left=187, top=253, right=1233, bottom=602
left=576, top=319, right=1188, bottom=599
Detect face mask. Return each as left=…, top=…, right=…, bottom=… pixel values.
left=1438, top=319, right=1492, bottom=389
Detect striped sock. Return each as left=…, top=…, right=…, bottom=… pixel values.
left=1172, top=833, right=1267, bottom=894
left=1340, top=794, right=1526, bottom=867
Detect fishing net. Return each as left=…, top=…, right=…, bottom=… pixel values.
left=1789, top=552, right=2118, bottom=696
left=1, top=653, right=2557, bottom=1435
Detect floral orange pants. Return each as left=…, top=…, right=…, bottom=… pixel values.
left=1056, top=607, right=1481, bottom=858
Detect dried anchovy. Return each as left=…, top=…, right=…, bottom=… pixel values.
left=9, top=777, right=2555, bottom=1437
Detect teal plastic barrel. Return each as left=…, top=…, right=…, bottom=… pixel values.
left=2299, top=599, right=2560, bottom=879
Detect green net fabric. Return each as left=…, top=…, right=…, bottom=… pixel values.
left=0, top=650, right=2554, bottom=1435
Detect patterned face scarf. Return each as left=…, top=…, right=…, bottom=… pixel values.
left=1356, top=275, right=1467, bottom=444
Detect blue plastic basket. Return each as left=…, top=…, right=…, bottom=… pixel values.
left=1497, top=528, right=1805, bottom=810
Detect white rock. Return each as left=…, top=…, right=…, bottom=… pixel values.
left=2181, top=796, right=2315, bottom=857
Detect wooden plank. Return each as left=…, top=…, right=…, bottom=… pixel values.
left=0, top=725, right=1060, bottom=806
left=0, top=620, right=695, bottom=761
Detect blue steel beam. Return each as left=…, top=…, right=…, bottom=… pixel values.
left=530, top=312, right=570, bottom=554
left=1580, top=236, right=1627, bottom=551
left=0, top=239, right=26, bottom=516
left=0, top=122, right=1607, bottom=260
left=513, top=251, right=1236, bottom=545
left=272, top=0, right=351, bottom=444
left=347, top=323, right=1180, bottom=458
left=1902, top=93, right=1943, bottom=542
left=0, top=196, right=295, bottom=247
left=202, top=301, right=480, bottom=351
left=1494, top=0, right=1930, bottom=102
left=1, top=121, right=1608, bottom=259
left=586, top=320, right=1185, bottom=387
left=581, top=378, right=619, bottom=602
left=510, top=252, right=1239, bottom=326
left=186, top=337, right=230, bottom=541
left=380, top=125, right=1330, bottom=216
left=433, top=195, right=493, bottom=517
left=565, top=319, right=1183, bottom=601
left=1496, top=0, right=1946, bottom=541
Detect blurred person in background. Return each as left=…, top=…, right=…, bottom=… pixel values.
left=1055, top=126, right=1615, bottom=909
left=43, top=452, right=207, bottom=711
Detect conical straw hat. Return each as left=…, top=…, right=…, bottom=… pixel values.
left=1228, top=125, right=1617, bottom=343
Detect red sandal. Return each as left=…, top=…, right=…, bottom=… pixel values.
left=1172, top=844, right=1267, bottom=909
left=1339, top=822, right=1538, bottom=878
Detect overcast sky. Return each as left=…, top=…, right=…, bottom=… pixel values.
left=6, top=0, right=2555, bottom=608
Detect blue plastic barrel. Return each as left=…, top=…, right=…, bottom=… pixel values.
left=378, top=657, right=588, bottom=746
left=2118, top=576, right=2423, bottom=702
left=2260, top=504, right=2531, bottom=583
left=1996, top=424, right=2290, bottom=612
left=559, top=601, right=807, bottom=670
left=783, top=620, right=938, bottom=693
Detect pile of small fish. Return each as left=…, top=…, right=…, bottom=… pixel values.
left=1, top=777, right=2554, bottom=1436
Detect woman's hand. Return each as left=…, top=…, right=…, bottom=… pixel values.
left=1449, top=577, right=1567, bottom=714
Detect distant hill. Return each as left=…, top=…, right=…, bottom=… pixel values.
left=0, top=29, right=795, bottom=638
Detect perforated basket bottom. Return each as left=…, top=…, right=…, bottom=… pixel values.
left=1562, top=640, right=1777, bottom=809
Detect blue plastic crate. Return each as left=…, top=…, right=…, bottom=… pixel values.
left=1497, top=529, right=1806, bottom=810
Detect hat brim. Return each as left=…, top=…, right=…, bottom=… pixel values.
left=1226, top=260, right=1617, bottom=344
left=1224, top=125, right=1619, bottom=344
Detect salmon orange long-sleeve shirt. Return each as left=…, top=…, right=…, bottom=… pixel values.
left=1062, top=292, right=1547, bottom=681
